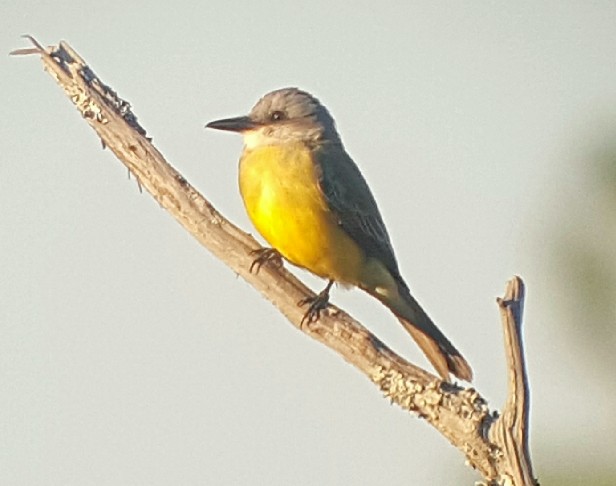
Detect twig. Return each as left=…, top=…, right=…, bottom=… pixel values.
left=488, top=277, right=537, bottom=485
left=12, top=38, right=537, bottom=485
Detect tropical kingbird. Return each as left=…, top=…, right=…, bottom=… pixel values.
left=206, top=88, right=472, bottom=382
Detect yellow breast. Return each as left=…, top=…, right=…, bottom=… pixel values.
left=238, top=143, right=363, bottom=283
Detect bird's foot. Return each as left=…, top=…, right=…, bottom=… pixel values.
left=249, top=248, right=283, bottom=274
left=298, top=280, right=334, bottom=327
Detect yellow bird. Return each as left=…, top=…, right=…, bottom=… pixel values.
left=206, top=88, right=472, bottom=382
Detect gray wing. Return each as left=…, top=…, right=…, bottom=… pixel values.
left=314, top=143, right=402, bottom=279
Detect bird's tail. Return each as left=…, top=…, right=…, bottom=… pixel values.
left=368, top=279, right=473, bottom=382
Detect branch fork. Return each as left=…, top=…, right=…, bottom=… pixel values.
left=12, top=37, right=537, bottom=485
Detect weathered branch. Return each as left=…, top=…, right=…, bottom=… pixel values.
left=488, top=277, right=536, bottom=485
left=12, top=38, right=537, bottom=485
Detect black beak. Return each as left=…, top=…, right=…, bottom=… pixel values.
left=205, top=115, right=258, bottom=132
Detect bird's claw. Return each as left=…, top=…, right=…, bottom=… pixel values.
left=250, top=248, right=283, bottom=274
left=298, top=290, right=331, bottom=328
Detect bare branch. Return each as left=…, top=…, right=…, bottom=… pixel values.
left=13, top=38, right=537, bottom=485
left=488, top=277, right=537, bottom=485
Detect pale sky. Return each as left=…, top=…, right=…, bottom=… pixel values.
left=2, top=2, right=616, bottom=485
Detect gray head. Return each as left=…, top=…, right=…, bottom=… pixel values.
left=206, top=88, right=342, bottom=147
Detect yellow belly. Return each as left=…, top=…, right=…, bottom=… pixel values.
left=239, top=143, right=364, bottom=284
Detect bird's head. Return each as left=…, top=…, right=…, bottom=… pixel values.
left=206, top=88, right=341, bottom=149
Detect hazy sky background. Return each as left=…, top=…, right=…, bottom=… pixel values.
left=2, top=2, right=615, bottom=485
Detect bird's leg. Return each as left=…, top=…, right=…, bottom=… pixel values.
left=250, top=247, right=283, bottom=274
left=298, top=279, right=334, bottom=327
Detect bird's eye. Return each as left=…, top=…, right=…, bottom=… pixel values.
left=270, top=110, right=286, bottom=121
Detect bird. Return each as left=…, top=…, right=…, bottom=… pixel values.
left=206, top=87, right=472, bottom=382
